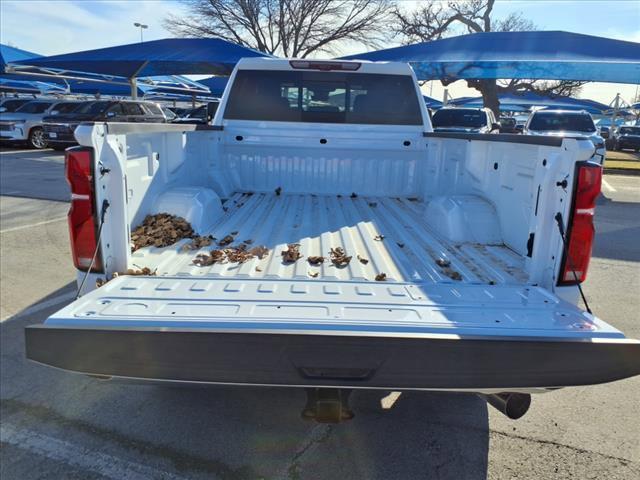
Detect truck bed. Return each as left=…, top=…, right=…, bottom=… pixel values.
left=132, top=192, right=528, bottom=285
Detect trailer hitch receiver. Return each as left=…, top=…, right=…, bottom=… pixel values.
left=302, top=388, right=354, bottom=423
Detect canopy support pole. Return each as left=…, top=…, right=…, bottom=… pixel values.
left=130, top=78, right=138, bottom=99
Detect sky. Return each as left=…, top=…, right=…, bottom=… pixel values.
left=1, top=0, right=639, bottom=105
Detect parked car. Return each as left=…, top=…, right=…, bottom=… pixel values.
left=598, top=125, right=610, bottom=139
left=26, top=58, right=640, bottom=424
left=613, top=125, right=640, bottom=152
left=171, top=101, right=220, bottom=125
left=43, top=100, right=167, bottom=150
left=525, top=109, right=605, bottom=164
left=167, top=106, right=192, bottom=118
left=431, top=107, right=500, bottom=133
left=160, top=106, right=177, bottom=122
left=0, top=97, right=35, bottom=114
left=0, top=99, right=77, bottom=149
left=499, top=116, right=518, bottom=133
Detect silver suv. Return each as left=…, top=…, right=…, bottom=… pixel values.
left=0, top=100, right=81, bottom=149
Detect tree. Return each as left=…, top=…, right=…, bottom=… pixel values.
left=165, top=0, right=393, bottom=58
left=393, top=0, right=585, bottom=117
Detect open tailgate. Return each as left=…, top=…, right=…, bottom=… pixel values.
left=25, top=276, right=640, bottom=390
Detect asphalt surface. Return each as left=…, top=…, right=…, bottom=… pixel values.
left=1, top=147, right=639, bottom=479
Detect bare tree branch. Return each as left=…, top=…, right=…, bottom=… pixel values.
left=393, top=0, right=586, bottom=116
left=164, top=0, right=394, bottom=58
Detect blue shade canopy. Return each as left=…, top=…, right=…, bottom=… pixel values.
left=341, top=31, right=640, bottom=84
left=197, top=76, right=229, bottom=97
left=11, top=38, right=271, bottom=78
left=422, top=95, right=443, bottom=109
left=0, top=78, right=66, bottom=94
left=1, top=43, right=40, bottom=70
left=449, top=91, right=610, bottom=115
left=64, top=75, right=209, bottom=96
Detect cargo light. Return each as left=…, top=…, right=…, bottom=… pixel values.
left=558, top=162, right=602, bottom=285
left=65, top=147, right=103, bottom=272
left=289, top=60, right=361, bottom=71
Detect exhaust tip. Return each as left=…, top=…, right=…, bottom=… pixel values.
left=482, top=393, right=531, bottom=420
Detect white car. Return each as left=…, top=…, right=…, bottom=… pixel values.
left=525, top=110, right=605, bottom=164
left=0, top=100, right=81, bottom=149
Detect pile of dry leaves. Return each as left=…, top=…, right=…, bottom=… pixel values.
left=96, top=267, right=156, bottom=288
left=193, top=244, right=270, bottom=267
left=131, top=213, right=194, bottom=251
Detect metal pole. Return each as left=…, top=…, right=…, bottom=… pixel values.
left=611, top=93, right=620, bottom=136
left=130, top=78, right=138, bottom=100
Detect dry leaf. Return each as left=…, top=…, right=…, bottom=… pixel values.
left=182, top=235, right=214, bottom=251
left=218, top=235, right=234, bottom=246
left=329, top=247, right=351, bottom=267
left=357, top=255, right=369, bottom=265
left=275, top=186, right=282, bottom=196
left=375, top=273, right=387, bottom=281
left=249, top=245, right=269, bottom=259
left=309, top=271, right=319, bottom=278
left=307, top=256, right=325, bottom=266
left=281, top=244, right=302, bottom=263
left=374, top=235, right=385, bottom=241
left=442, top=267, right=462, bottom=281
left=436, top=258, right=451, bottom=268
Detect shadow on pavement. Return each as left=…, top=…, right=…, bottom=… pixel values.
left=1, top=286, right=490, bottom=480
left=594, top=196, right=640, bottom=263
left=0, top=149, right=69, bottom=202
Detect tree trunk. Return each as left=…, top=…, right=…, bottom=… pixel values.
left=479, top=79, right=500, bottom=119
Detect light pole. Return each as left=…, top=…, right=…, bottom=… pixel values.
left=134, top=22, right=148, bottom=43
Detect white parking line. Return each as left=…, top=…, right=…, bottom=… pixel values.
left=601, top=178, right=617, bottom=192
left=0, top=216, right=67, bottom=234
left=0, top=148, right=54, bottom=154
left=1, top=424, right=188, bottom=480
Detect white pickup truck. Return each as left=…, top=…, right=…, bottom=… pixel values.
left=26, top=58, right=639, bottom=422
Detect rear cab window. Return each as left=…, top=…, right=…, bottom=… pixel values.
left=224, top=70, right=422, bottom=125
left=619, top=126, right=640, bottom=135
left=529, top=112, right=596, bottom=133
left=432, top=109, right=487, bottom=128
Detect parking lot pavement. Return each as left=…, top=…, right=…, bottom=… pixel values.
left=1, top=149, right=639, bottom=479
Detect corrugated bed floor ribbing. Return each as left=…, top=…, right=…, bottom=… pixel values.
left=132, top=192, right=528, bottom=285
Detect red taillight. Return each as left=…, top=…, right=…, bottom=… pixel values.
left=65, top=147, right=102, bottom=272
left=289, top=60, right=361, bottom=71
left=558, top=162, right=602, bottom=285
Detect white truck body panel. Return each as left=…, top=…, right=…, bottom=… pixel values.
left=27, top=59, right=639, bottom=393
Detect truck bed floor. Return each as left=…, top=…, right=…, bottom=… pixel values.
left=132, top=193, right=527, bottom=285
